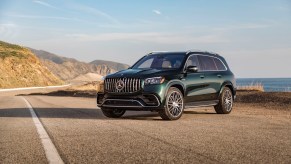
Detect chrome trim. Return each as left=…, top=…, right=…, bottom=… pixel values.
left=143, top=94, right=161, bottom=107
left=149, top=51, right=169, bottom=54
left=186, top=50, right=219, bottom=56
left=186, top=49, right=205, bottom=54
left=105, top=78, right=141, bottom=93
left=185, top=100, right=219, bottom=108
left=101, top=94, right=161, bottom=108
left=102, top=99, right=144, bottom=108
left=184, top=54, right=228, bottom=72
left=185, top=104, right=218, bottom=108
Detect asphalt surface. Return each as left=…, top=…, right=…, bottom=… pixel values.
left=0, top=94, right=290, bottom=163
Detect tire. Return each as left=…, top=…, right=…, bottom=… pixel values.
left=214, top=87, right=233, bottom=114
left=159, top=87, right=184, bottom=120
left=101, top=108, right=126, bottom=118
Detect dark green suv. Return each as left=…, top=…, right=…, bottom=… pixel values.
left=97, top=50, right=236, bottom=120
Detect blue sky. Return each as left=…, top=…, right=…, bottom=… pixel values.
left=0, top=0, right=290, bottom=78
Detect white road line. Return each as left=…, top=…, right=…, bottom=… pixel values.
left=21, top=97, right=64, bottom=164
left=0, top=84, right=71, bottom=92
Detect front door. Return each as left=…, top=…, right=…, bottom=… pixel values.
left=183, top=55, right=211, bottom=103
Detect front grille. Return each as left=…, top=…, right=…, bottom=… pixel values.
left=105, top=78, right=141, bottom=93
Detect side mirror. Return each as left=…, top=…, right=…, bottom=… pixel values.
left=187, top=66, right=198, bottom=73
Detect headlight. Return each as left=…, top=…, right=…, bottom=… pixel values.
left=144, top=77, right=165, bottom=85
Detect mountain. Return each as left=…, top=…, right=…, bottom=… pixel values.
left=90, top=60, right=129, bottom=71
left=71, top=73, right=103, bottom=82
left=0, top=41, right=64, bottom=89
left=29, top=48, right=128, bottom=82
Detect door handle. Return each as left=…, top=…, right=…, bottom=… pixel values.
left=217, top=74, right=222, bottom=78
left=200, top=75, right=205, bottom=79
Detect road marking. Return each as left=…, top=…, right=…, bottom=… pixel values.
left=21, top=97, right=64, bottom=164
left=0, top=84, right=71, bottom=92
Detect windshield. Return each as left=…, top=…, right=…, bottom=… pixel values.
left=132, top=54, right=185, bottom=69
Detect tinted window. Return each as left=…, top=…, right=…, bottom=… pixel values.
left=213, top=58, right=226, bottom=71
left=138, top=58, right=153, bottom=68
left=185, top=55, right=200, bottom=70
left=198, top=55, right=217, bottom=71
left=132, top=54, right=185, bottom=69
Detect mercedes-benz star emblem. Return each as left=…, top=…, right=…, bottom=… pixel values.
left=116, top=80, right=125, bottom=91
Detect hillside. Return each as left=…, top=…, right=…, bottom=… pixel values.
left=71, top=73, right=103, bottom=82
left=0, top=41, right=64, bottom=88
left=30, top=48, right=128, bottom=81
left=90, top=60, right=129, bottom=71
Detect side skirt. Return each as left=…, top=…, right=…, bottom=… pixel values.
left=185, top=100, right=219, bottom=108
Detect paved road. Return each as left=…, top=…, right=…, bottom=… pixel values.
left=0, top=95, right=290, bottom=163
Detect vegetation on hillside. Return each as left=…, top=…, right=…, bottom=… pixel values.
left=0, top=41, right=27, bottom=59
left=0, top=41, right=64, bottom=88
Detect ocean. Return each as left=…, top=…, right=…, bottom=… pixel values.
left=236, top=78, right=291, bottom=92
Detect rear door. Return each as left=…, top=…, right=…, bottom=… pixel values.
left=197, top=55, right=224, bottom=100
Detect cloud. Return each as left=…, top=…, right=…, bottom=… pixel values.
left=153, top=10, right=161, bottom=15
left=66, top=32, right=228, bottom=44
left=33, top=0, right=59, bottom=10
left=8, top=14, right=78, bottom=21
left=0, top=23, right=18, bottom=39
left=276, top=6, right=289, bottom=11
left=214, top=23, right=270, bottom=31
left=7, top=13, right=120, bottom=27
left=69, top=5, right=119, bottom=24
left=7, top=13, right=101, bottom=25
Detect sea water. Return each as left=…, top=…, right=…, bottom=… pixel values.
left=236, top=78, right=291, bottom=92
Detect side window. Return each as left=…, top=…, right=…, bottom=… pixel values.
left=198, top=55, right=217, bottom=71
left=213, top=58, right=226, bottom=71
left=185, top=55, right=199, bottom=68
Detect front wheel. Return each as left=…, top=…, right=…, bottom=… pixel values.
left=214, top=87, right=233, bottom=114
left=159, top=87, right=184, bottom=120
left=101, top=108, right=126, bottom=118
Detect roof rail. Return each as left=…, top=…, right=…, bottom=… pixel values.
left=186, top=49, right=204, bottom=54
left=148, top=51, right=169, bottom=54
left=186, top=49, right=219, bottom=56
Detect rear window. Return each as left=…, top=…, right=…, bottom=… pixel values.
left=213, top=58, right=227, bottom=71
left=198, top=55, right=217, bottom=71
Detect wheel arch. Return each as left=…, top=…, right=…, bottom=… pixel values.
left=219, top=81, right=236, bottom=99
left=162, top=80, right=186, bottom=104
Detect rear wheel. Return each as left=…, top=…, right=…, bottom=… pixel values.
left=159, top=87, right=184, bottom=120
left=101, top=108, right=126, bottom=118
left=214, top=87, right=233, bottom=114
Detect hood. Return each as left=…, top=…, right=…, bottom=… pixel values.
left=106, top=68, right=180, bottom=79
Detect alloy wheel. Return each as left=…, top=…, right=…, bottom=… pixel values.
left=223, top=89, right=233, bottom=112
left=167, top=91, right=183, bottom=117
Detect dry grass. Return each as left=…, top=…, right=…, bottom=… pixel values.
left=67, top=81, right=104, bottom=92
left=237, top=82, right=264, bottom=92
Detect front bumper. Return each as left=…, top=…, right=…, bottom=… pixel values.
left=97, top=92, right=163, bottom=110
